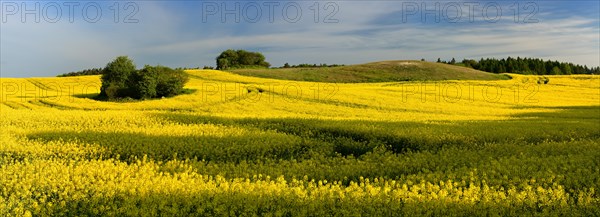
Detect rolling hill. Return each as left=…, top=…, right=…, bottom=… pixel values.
left=229, top=60, right=509, bottom=82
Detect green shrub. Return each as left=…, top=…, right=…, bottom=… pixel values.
left=99, top=57, right=189, bottom=100
left=128, top=67, right=158, bottom=99
left=155, top=66, right=189, bottom=97
left=103, top=82, right=122, bottom=99
left=100, top=56, right=136, bottom=98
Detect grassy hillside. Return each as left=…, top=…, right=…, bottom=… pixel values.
left=229, top=60, right=509, bottom=82
left=1, top=72, right=599, bottom=215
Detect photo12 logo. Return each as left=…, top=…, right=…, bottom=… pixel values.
left=1, top=1, right=140, bottom=23
left=201, top=1, right=340, bottom=23
left=399, top=82, right=540, bottom=104
left=0, top=80, right=340, bottom=104
left=400, top=1, right=539, bottom=23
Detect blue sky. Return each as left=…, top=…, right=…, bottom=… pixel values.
left=1, top=0, right=598, bottom=77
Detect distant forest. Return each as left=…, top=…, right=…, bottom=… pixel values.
left=58, top=57, right=600, bottom=77
left=280, top=63, right=345, bottom=68
left=438, top=57, right=600, bottom=75
left=57, top=68, right=103, bottom=77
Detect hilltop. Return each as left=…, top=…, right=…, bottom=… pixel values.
left=229, top=60, right=509, bottom=83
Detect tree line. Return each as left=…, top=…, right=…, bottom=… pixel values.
left=57, top=68, right=103, bottom=77
left=281, top=63, right=345, bottom=68
left=438, top=57, right=600, bottom=75
left=58, top=52, right=599, bottom=78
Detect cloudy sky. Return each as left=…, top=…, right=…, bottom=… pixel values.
left=1, top=0, right=598, bottom=77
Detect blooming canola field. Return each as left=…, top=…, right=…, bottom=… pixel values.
left=1, top=70, right=599, bottom=215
